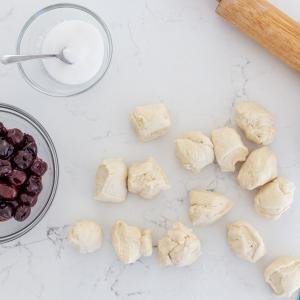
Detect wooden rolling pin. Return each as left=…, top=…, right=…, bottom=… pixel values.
left=216, top=0, right=300, bottom=72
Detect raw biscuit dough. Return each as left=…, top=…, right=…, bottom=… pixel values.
left=95, top=158, right=127, bottom=203
left=189, top=190, right=233, bottom=226
left=227, top=220, right=266, bottom=263
left=255, top=177, right=295, bottom=220
left=264, top=256, right=300, bottom=297
left=211, top=127, right=248, bottom=172
left=130, top=103, right=171, bottom=142
left=67, top=220, right=102, bottom=254
left=127, top=157, right=170, bottom=199
left=158, top=222, right=201, bottom=267
left=176, top=131, right=214, bottom=173
left=237, top=147, right=277, bottom=190
left=235, top=101, right=275, bottom=145
left=112, top=220, right=152, bottom=264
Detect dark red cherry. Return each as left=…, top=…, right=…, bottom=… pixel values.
left=0, top=202, right=13, bottom=221
left=14, top=204, right=31, bottom=222
left=23, top=134, right=35, bottom=144
left=31, top=158, right=48, bottom=176
left=8, top=169, right=26, bottom=186
left=23, top=142, right=37, bottom=157
left=23, top=134, right=37, bottom=157
left=0, top=183, right=17, bottom=199
left=0, top=123, right=7, bottom=137
left=19, top=193, right=38, bottom=207
left=6, top=129, right=24, bottom=147
left=0, top=159, right=12, bottom=177
left=13, top=150, right=33, bottom=170
left=25, top=176, right=42, bottom=196
left=0, top=139, right=14, bottom=159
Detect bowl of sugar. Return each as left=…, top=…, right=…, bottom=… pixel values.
left=17, top=3, right=113, bottom=97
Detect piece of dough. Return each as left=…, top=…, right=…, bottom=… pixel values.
left=255, top=177, right=295, bottom=220
left=176, top=131, right=214, bottom=173
left=189, top=190, right=233, bottom=226
left=227, top=220, right=266, bottom=263
left=94, top=158, right=127, bottom=203
left=130, top=103, right=171, bottom=142
left=127, top=157, right=170, bottom=199
left=211, top=127, right=248, bottom=172
left=67, top=220, right=102, bottom=254
left=237, top=147, right=277, bottom=190
left=158, top=222, right=201, bottom=267
left=112, top=220, right=152, bottom=264
left=235, top=101, right=275, bottom=145
left=264, top=257, right=300, bottom=297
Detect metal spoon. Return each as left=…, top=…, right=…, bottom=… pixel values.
left=0, top=48, right=73, bottom=65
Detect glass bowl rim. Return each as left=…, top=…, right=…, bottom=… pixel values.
left=16, top=3, right=113, bottom=97
left=0, top=103, right=59, bottom=243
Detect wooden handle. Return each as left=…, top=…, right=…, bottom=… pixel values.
left=216, top=0, right=300, bottom=72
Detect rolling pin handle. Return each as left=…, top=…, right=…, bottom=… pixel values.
left=216, top=0, right=300, bottom=72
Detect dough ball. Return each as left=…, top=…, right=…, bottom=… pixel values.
left=237, top=147, right=277, bottom=190
left=189, top=190, right=233, bottom=226
left=112, top=220, right=152, bottom=264
left=67, top=220, right=102, bottom=254
left=95, top=158, right=127, bottom=203
left=176, top=131, right=214, bottom=173
left=227, top=220, right=266, bottom=263
left=128, top=157, right=170, bottom=199
left=264, top=256, right=300, bottom=297
left=158, top=222, right=201, bottom=267
left=255, top=177, right=295, bottom=220
left=130, top=103, right=171, bottom=142
left=235, top=101, right=275, bottom=145
left=211, top=127, right=248, bottom=172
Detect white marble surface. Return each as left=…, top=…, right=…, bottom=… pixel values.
left=0, top=0, right=300, bottom=299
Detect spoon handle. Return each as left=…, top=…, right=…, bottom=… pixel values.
left=1, top=54, right=57, bottom=65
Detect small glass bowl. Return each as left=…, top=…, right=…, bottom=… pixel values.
left=0, top=103, right=59, bottom=243
left=17, top=3, right=113, bottom=97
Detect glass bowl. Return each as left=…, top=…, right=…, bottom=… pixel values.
left=0, top=103, right=59, bottom=243
left=17, top=3, right=113, bottom=97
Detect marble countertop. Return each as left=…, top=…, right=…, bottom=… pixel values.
left=0, top=0, right=300, bottom=299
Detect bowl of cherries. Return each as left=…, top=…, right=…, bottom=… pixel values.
left=0, top=104, right=58, bottom=243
